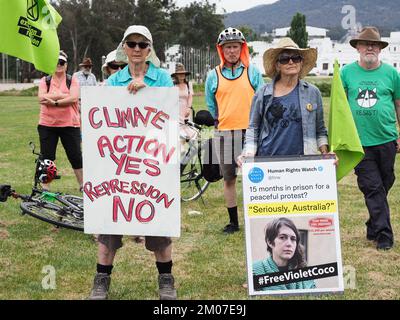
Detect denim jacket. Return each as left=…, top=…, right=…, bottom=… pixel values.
left=244, top=79, right=328, bottom=155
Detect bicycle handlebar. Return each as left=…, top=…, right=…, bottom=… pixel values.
left=183, top=119, right=202, bottom=130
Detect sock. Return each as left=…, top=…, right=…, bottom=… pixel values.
left=227, top=206, right=238, bottom=227
left=156, top=261, right=173, bottom=274
left=97, top=263, right=113, bottom=275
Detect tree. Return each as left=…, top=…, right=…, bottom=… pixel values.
left=170, top=1, right=225, bottom=49
left=237, top=25, right=259, bottom=42
left=287, top=12, right=308, bottom=48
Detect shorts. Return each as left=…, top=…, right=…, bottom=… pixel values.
left=213, top=129, right=245, bottom=181
left=98, top=234, right=172, bottom=252
left=37, top=125, right=82, bottom=169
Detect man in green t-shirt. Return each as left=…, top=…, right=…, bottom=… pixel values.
left=341, top=26, right=400, bottom=251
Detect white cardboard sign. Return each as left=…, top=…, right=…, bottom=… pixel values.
left=242, top=156, right=344, bottom=295
left=81, top=86, right=180, bottom=237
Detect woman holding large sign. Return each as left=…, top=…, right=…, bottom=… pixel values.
left=87, top=25, right=177, bottom=300
left=238, top=37, right=328, bottom=163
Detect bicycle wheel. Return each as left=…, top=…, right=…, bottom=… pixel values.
left=180, top=141, right=210, bottom=201
left=20, top=201, right=84, bottom=231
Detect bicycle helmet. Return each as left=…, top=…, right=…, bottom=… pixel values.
left=217, top=27, right=246, bottom=46
left=37, top=159, right=57, bottom=183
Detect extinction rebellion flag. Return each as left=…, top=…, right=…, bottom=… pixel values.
left=0, top=0, right=62, bottom=74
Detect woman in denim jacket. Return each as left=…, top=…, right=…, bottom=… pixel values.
left=238, top=38, right=328, bottom=164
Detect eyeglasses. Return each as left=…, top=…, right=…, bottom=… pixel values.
left=57, top=60, right=66, bottom=66
left=278, top=54, right=303, bottom=65
left=358, top=41, right=381, bottom=49
left=125, top=41, right=150, bottom=49
left=108, top=63, right=125, bottom=70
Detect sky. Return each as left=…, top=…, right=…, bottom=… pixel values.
left=175, top=0, right=279, bottom=14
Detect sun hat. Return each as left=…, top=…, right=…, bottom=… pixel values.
left=171, top=63, right=191, bottom=77
left=79, top=57, right=93, bottom=67
left=349, top=26, right=388, bottom=49
left=101, top=50, right=126, bottom=73
left=263, top=37, right=317, bottom=79
left=115, top=25, right=160, bottom=67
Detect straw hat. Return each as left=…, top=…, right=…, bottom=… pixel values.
left=115, top=25, right=160, bottom=67
left=349, top=26, right=388, bottom=49
left=171, top=63, right=191, bottom=77
left=79, top=57, right=93, bottom=67
left=263, top=37, right=317, bottom=79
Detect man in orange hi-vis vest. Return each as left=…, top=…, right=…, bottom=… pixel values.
left=205, top=27, right=264, bottom=234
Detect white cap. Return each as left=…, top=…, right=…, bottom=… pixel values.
left=102, top=50, right=117, bottom=73
left=115, top=25, right=160, bottom=67
left=58, top=53, right=67, bottom=62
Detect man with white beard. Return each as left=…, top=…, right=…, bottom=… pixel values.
left=341, top=26, right=400, bottom=251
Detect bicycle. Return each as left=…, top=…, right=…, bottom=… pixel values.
left=0, top=142, right=84, bottom=231
left=180, top=110, right=215, bottom=202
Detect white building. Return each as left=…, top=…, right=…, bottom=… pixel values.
left=249, top=27, right=400, bottom=76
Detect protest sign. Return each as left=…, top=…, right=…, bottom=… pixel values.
left=81, top=86, right=180, bottom=237
left=242, top=155, right=344, bottom=295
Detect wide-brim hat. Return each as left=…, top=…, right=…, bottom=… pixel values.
left=349, top=26, right=388, bottom=49
left=115, top=25, right=160, bottom=67
left=263, top=37, right=317, bottom=79
left=79, top=57, right=93, bottom=67
left=171, top=63, right=191, bottom=77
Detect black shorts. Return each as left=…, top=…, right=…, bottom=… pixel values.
left=37, top=125, right=82, bottom=169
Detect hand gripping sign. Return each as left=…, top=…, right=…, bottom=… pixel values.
left=242, top=155, right=344, bottom=296
left=81, top=86, right=180, bottom=237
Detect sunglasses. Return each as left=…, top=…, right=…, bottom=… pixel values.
left=108, top=63, right=125, bottom=70
left=125, top=41, right=150, bottom=49
left=278, top=54, right=303, bottom=65
left=57, top=60, right=66, bottom=66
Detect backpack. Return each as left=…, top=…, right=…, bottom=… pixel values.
left=45, top=74, right=72, bottom=93
left=202, top=138, right=223, bottom=183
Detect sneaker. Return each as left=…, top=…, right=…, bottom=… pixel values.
left=158, top=274, right=177, bottom=300
left=88, top=273, right=111, bottom=300
left=223, top=223, right=239, bottom=234
left=376, top=242, right=393, bottom=251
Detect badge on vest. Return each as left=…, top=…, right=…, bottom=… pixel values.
left=306, top=103, right=313, bottom=112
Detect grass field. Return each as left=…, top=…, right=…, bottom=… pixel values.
left=0, top=95, right=399, bottom=300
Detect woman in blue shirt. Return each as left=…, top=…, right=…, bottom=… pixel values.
left=88, top=25, right=176, bottom=301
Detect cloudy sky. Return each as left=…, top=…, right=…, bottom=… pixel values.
left=175, top=0, right=278, bottom=14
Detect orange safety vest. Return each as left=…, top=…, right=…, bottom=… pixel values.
left=214, top=66, right=255, bottom=130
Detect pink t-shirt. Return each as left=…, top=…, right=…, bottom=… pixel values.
left=38, top=75, right=80, bottom=127
left=177, top=81, right=193, bottom=121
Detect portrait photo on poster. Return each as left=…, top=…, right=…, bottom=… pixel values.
left=249, top=215, right=341, bottom=294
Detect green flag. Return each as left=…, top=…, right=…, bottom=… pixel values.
left=328, top=60, right=364, bottom=181
left=0, top=0, right=62, bottom=74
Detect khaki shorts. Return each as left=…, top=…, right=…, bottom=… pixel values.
left=98, top=234, right=172, bottom=252
left=213, top=129, right=245, bottom=181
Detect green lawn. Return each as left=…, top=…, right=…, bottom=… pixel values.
left=0, top=96, right=399, bottom=300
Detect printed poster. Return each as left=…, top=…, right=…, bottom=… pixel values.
left=81, top=86, right=180, bottom=237
left=242, top=155, right=344, bottom=295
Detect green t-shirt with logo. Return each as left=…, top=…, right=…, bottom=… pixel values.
left=341, top=61, right=400, bottom=147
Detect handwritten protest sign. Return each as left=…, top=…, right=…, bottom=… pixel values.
left=242, top=155, right=344, bottom=295
left=81, top=87, right=180, bottom=237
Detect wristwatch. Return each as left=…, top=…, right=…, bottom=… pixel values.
left=55, top=101, right=58, bottom=106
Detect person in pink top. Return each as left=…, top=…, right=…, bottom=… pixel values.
left=171, top=63, right=196, bottom=142
left=37, top=50, right=83, bottom=190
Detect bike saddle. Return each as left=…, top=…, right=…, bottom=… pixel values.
left=0, top=185, right=12, bottom=202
